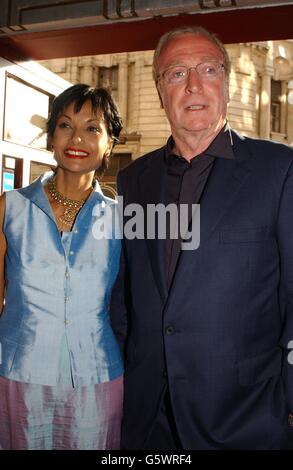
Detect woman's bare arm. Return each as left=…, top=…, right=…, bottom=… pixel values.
left=0, top=194, right=7, bottom=313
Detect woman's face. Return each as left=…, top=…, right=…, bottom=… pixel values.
left=52, top=100, right=111, bottom=175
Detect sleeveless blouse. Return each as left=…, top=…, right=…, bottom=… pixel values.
left=0, top=172, right=123, bottom=387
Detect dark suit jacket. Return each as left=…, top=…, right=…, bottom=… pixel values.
left=110, top=130, right=293, bottom=449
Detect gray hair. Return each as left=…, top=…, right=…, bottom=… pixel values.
left=152, top=26, right=231, bottom=85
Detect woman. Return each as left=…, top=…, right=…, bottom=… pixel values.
left=0, top=84, right=123, bottom=450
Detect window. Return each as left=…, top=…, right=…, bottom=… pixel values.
left=4, top=74, right=53, bottom=150
left=100, top=153, right=131, bottom=198
left=30, top=161, right=55, bottom=184
left=98, top=66, right=118, bottom=101
left=2, top=156, right=23, bottom=192
left=103, top=153, right=131, bottom=178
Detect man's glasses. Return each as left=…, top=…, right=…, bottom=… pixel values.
left=158, top=61, right=225, bottom=85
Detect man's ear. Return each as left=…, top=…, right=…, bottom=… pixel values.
left=226, top=81, right=230, bottom=104
left=157, top=86, right=164, bottom=109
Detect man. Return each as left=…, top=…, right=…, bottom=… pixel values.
left=110, top=26, right=293, bottom=449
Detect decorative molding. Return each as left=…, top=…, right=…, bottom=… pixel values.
left=0, top=1, right=107, bottom=35
left=0, top=1, right=293, bottom=37
left=0, top=0, right=10, bottom=26
left=105, top=0, right=136, bottom=19
left=132, top=0, right=235, bottom=17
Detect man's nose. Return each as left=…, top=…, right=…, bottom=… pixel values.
left=185, top=68, right=203, bottom=93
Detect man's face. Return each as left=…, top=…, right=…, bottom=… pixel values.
left=157, top=34, right=229, bottom=139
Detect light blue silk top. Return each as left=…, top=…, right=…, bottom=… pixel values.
left=0, top=172, right=123, bottom=386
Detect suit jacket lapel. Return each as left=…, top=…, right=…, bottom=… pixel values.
left=167, top=132, right=253, bottom=299
left=136, top=132, right=253, bottom=303
left=138, top=149, right=168, bottom=303
left=199, top=134, right=252, bottom=243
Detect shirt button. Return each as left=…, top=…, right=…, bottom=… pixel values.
left=163, top=370, right=168, bottom=378
left=69, top=251, right=74, bottom=256
left=65, top=271, right=69, bottom=278
left=73, top=229, right=78, bottom=234
left=165, top=326, right=174, bottom=336
left=64, top=319, right=69, bottom=325
left=65, top=297, right=69, bottom=302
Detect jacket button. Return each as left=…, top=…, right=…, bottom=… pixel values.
left=165, top=326, right=174, bottom=336
left=163, top=370, right=168, bottom=378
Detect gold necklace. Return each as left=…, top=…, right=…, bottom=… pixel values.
left=47, top=176, right=85, bottom=227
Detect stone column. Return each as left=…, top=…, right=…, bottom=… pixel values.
left=79, top=57, right=93, bottom=86
left=280, top=80, right=287, bottom=135
left=117, top=54, right=128, bottom=127
left=287, top=80, right=293, bottom=146
left=259, top=67, right=273, bottom=139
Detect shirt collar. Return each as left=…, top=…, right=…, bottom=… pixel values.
left=165, top=122, right=235, bottom=164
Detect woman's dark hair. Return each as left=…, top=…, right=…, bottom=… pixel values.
left=47, top=84, right=123, bottom=176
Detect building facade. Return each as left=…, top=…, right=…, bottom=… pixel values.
left=40, top=40, right=293, bottom=195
